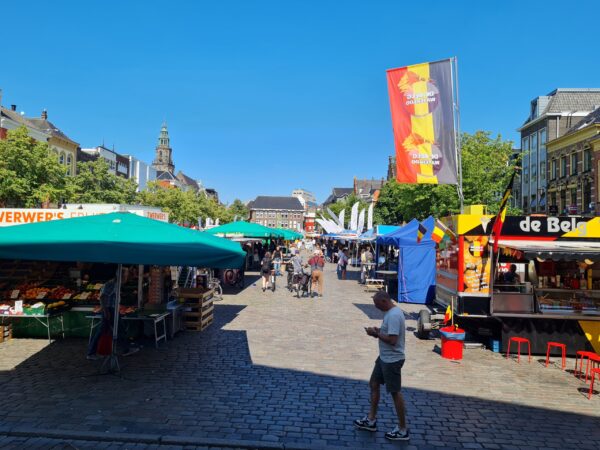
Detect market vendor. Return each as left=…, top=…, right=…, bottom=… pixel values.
left=503, top=264, right=521, bottom=284
left=87, top=266, right=139, bottom=360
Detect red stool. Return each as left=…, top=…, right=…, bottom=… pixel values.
left=584, top=353, right=600, bottom=383
left=545, top=341, right=566, bottom=369
left=506, top=337, right=531, bottom=363
left=575, top=351, right=596, bottom=379
left=588, top=367, right=600, bottom=399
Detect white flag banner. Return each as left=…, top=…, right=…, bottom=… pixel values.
left=338, top=209, right=345, bottom=229
left=367, top=203, right=374, bottom=230
left=350, top=202, right=359, bottom=231
left=317, top=218, right=337, bottom=234
left=357, top=209, right=365, bottom=233
left=327, top=207, right=343, bottom=228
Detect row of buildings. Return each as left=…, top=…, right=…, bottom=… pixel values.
left=246, top=178, right=385, bottom=233
left=0, top=98, right=218, bottom=201
left=519, top=88, right=600, bottom=215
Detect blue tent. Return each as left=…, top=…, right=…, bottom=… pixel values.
left=359, top=225, right=401, bottom=241
left=376, top=217, right=436, bottom=304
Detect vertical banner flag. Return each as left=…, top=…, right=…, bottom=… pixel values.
left=417, top=223, right=427, bottom=243
left=387, top=59, right=458, bottom=185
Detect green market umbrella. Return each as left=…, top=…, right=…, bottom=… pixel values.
left=0, top=212, right=245, bottom=372
left=0, top=212, right=245, bottom=268
left=276, top=228, right=303, bottom=241
left=205, top=221, right=285, bottom=239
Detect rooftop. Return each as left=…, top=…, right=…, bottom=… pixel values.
left=248, top=196, right=304, bottom=211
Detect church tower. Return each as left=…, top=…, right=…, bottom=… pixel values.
left=152, top=122, right=174, bottom=174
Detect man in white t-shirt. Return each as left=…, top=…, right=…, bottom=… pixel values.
left=354, top=291, right=409, bottom=441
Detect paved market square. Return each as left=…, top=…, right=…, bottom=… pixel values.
left=0, top=262, right=599, bottom=450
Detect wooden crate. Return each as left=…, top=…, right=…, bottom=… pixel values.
left=0, top=324, right=12, bottom=343
left=178, top=288, right=214, bottom=301
left=182, top=292, right=214, bottom=332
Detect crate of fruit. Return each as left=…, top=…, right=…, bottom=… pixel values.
left=24, top=302, right=46, bottom=316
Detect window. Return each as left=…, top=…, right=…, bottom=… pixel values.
left=571, top=189, right=577, bottom=208
left=539, top=161, right=546, bottom=181
left=59, top=152, right=65, bottom=165
left=66, top=155, right=73, bottom=176
left=550, top=159, right=557, bottom=180
left=570, top=153, right=578, bottom=176
left=523, top=197, right=528, bottom=209
left=560, top=190, right=566, bottom=212
left=539, top=128, right=547, bottom=159
left=281, top=212, right=288, bottom=219
left=560, top=156, right=567, bottom=177
left=584, top=148, right=592, bottom=171
left=531, top=164, right=537, bottom=179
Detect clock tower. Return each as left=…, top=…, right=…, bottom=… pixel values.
left=152, top=122, right=174, bottom=174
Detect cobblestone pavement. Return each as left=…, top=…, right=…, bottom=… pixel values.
left=0, top=257, right=599, bottom=449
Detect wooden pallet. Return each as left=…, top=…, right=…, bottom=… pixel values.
left=0, top=324, right=12, bottom=343
left=184, top=313, right=213, bottom=331
left=178, top=288, right=214, bottom=300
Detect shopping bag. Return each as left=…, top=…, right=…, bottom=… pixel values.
left=97, top=330, right=113, bottom=356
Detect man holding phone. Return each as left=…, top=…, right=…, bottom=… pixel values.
left=354, top=291, right=408, bottom=441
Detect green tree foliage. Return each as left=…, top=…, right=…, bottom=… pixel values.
left=327, top=193, right=369, bottom=228
left=137, top=182, right=207, bottom=224
left=374, top=131, right=520, bottom=224
left=66, top=158, right=138, bottom=204
left=227, top=199, right=249, bottom=222
left=0, top=126, right=67, bottom=207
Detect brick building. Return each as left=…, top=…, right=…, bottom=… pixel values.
left=248, top=196, right=304, bottom=231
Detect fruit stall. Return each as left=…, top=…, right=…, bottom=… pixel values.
left=0, top=212, right=245, bottom=354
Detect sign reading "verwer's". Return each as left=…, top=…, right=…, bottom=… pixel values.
left=0, top=207, right=169, bottom=226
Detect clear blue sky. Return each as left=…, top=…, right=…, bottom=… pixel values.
left=2, top=1, right=599, bottom=203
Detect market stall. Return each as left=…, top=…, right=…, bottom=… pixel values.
left=0, top=213, right=245, bottom=358
left=431, top=209, right=600, bottom=355
left=376, top=217, right=437, bottom=304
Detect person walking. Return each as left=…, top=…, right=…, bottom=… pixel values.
left=273, top=246, right=283, bottom=276
left=337, top=248, right=348, bottom=280
left=260, top=251, right=272, bottom=292
left=308, top=249, right=325, bottom=297
left=354, top=291, right=409, bottom=441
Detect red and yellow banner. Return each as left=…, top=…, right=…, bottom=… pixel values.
left=387, top=59, right=458, bottom=185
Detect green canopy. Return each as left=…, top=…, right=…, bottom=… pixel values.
left=205, top=221, right=285, bottom=239
left=0, top=212, right=245, bottom=268
left=276, top=228, right=303, bottom=241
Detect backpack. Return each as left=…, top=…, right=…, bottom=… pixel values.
left=261, top=258, right=271, bottom=271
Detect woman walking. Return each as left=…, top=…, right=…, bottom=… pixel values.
left=261, top=251, right=272, bottom=292
left=337, top=248, right=349, bottom=280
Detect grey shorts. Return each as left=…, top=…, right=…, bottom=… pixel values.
left=370, top=357, right=404, bottom=393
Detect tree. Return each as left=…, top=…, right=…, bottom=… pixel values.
left=227, top=199, right=249, bottom=222
left=0, top=126, right=67, bottom=207
left=137, top=182, right=205, bottom=224
left=374, top=131, right=520, bottom=224
left=327, top=193, right=369, bottom=228
left=66, top=158, right=138, bottom=204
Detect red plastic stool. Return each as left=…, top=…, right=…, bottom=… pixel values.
left=575, top=351, right=596, bottom=379
left=584, top=353, right=600, bottom=383
left=506, top=337, right=531, bottom=363
left=588, top=367, right=600, bottom=399
left=545, top=341, right=566, bottom=369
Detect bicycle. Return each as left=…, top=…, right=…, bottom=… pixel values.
left=207, top=272, right=223, bottom=301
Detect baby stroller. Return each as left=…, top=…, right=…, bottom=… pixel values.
left=295, top=266, right=312, bottom=298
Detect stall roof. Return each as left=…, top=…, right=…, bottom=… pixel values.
left=205, top=221, right=285, bottom=239
left=377, top=217, right=436, bottom=247
left=0, top=212, right=245, bottom=268
left=499, top=239, right=600, bottom=260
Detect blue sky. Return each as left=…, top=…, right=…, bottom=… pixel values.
left=2, top=0, right=599, bottom=203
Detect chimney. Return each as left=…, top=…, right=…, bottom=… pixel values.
left=41, top=109, right=48, bottom=120
left=10, top=105, right=16, bottom=111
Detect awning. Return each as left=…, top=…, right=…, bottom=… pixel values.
left=498, top=239, right=600, bottom=261
left=0, top=212, right=246, bottom=268
left=205, top=221, right=285, bottom=239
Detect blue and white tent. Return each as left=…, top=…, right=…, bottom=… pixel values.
left=376, top=216, right=436, bottom=304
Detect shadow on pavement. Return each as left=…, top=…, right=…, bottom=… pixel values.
left=0, top=303, right=599, bottom=450
left=352, top=303, right=383, bottom=320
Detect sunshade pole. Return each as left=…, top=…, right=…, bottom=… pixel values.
left=137, top=264, right=143, bottom=309
left=110, top=264, right=122, bottom=373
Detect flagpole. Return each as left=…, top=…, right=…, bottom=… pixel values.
left=451, top=56, right=464, bottom=213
